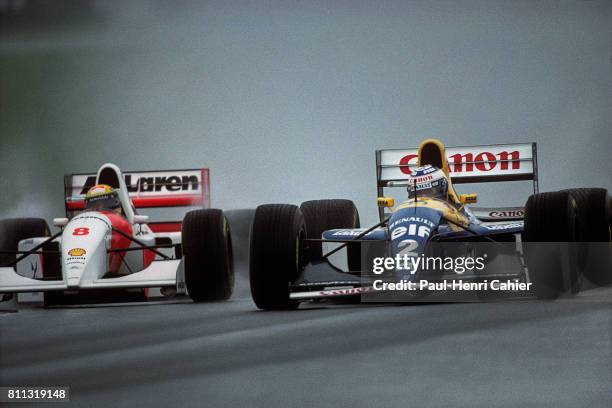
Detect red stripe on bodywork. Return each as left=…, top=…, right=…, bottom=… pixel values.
left=67, top=195, right=203, bottom=210
left=132, top=195, right=203, bottom=208
left=201, top=168, right=210, bottom=208
left=100, top=211, right=133, bottom=274
left=38, top=254, right=44, bottom=278
left=148, top=222, right=182, bottom=233
left=143, top=247, right=156, bottom=269
left=66, top=201, right=85, bottom=210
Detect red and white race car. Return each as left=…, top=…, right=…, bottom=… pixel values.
left=0, top=163, right=233, bottom=306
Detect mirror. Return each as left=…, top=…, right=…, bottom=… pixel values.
left=459, top=194, right=478, bottom=204
left=133, top=215, right=150, bottom=224
left=53, top=217, right=69, bottom=227
left=377, top=197, right=395, bottom=208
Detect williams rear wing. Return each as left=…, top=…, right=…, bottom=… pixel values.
left=375, top=143, right=538, bottom=219
left=64, top=168, right=210, bottom=218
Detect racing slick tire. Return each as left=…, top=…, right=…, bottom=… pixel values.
left=523, top=191, right=581, bottom=299
left=250, top=204, right=305, bottom=310
left=0, top=218, right=51, bottom=303
left=0, top=218, right=62, bottom=307
left=300, top=199, right=361, bottom=271
left=0, top=218, right=50, bottom=267
left=562, top=188, right=612, bottom=286
left=182, top=209, right=234, bottom=302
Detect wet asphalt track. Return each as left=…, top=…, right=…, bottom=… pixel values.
left=1, top=290, right=611, bottom=408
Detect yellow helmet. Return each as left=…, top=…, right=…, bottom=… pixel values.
left=85, top=184, right=121, bottom=211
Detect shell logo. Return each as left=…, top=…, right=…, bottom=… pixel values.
left=68, top=248, right=87, bottom=257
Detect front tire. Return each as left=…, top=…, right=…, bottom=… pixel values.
left=250, top=204, right=305, bottom=310
left=0, top=218, right=50, bottom=266
left=182, top=209, right=234, bottom=302
left=0, top=218, right=60, bottom=307
left=300, top=199, right=361, bottom=270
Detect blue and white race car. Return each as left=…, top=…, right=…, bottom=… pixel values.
left=249, top=139, right=611, bottom=309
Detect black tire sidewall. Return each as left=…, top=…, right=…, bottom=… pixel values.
left=182, top=209, right=234, bottom=302
left=250, top=204, right=305, bottom=310
left=300, top=199, right=360, bottom=270
left=524, top=191, right=579, bottom=299
left=0, top=218, right=50, bottom=267
left=564, top=188, right=612, bottom=286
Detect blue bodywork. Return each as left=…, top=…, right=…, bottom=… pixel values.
left=322, top=202, right=523, bottom=279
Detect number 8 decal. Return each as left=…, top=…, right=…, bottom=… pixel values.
left=73, top=227, right=90, bottom=236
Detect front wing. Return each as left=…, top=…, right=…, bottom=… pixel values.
left=0, top=260, right=182, bottom=293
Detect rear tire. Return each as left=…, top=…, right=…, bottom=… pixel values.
left=563, top=188, right=611, bottom=286
left=524, top=191, right=580, bottom=299
left=182, top=209, right=234, bottom=302
left=300, top=199, right=361, bottom=270
left=250, top=204, right=305, bottom=310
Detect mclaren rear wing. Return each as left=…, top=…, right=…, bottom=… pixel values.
left=375, top=143, right=538, bottom=220
left=64, top=168, right=210, bottom=218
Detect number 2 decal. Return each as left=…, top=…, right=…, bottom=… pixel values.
left=72, top=227, right=90, bottom=236
left=397, top=239, right=419, bottom=257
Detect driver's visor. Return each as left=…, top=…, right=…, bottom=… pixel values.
left=407, top=180, right=445, bottom=199
left=85, top=194, right=121, bottom=211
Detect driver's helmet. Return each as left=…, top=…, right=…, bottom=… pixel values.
left=85, top=184, right=122, bottom=213
left=407, top=165, right=449, bottom=200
